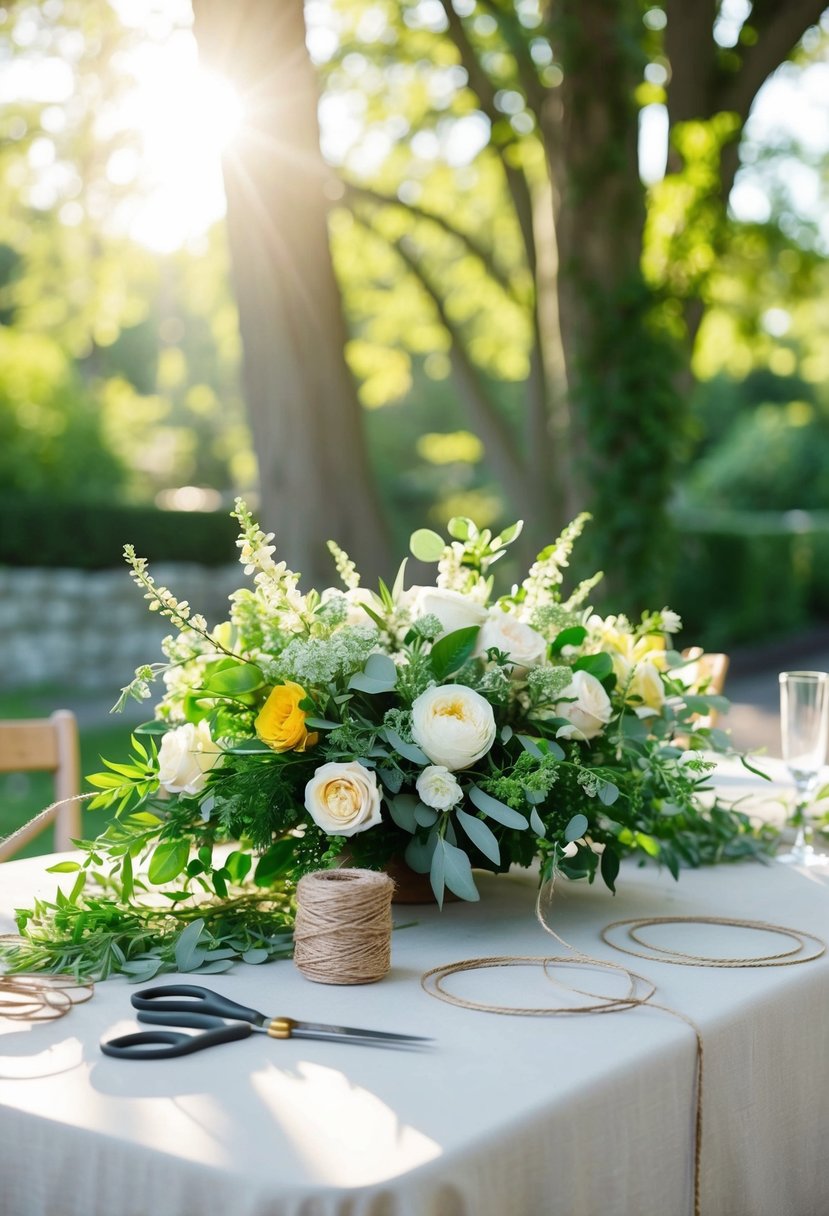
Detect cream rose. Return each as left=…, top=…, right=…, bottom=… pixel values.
left=416, top=765, right=464, bottom=811
left=554, top=670, right=613, bottom=741
left=411, top=683, right=497, bottom=770
left=477, top=610, right=547, bottom=673
left=629, top=660, right=665, bottom=718
left=157, top=721, right=221, bottom=796
left=409, top=587, right=488, bottom=638
left=304, top=761, right=382, bottom=837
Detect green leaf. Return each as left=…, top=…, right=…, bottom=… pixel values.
left=447, top=517, right=472, bottom=541
left=529, top=807, right=546, bottom=838
left=600, top=847, right=620, bottom=893
left=174, top=918, right=206, bottom=972
left=597, top=781, right=620, bottom=806
left=493, top=520, right=523, bottom=547
left=225, top=851, right=253, bottom=884
left=203, top=661, right=264, bottom=696
left=304, top=717, right=341, bottom=730
left=468, top=785, right=529, bottom=829
left=439, top=839, right=480, bottom=901
left=147, top=840, right=190, bottom=885
left=404, top=829, right=438, bottom=874
left=414, top=802, right=439, bottom=827
left=254, top=839, right=296, bottom=886
left=383, top=727, right=430, bottom=765
left=456, top=810, right=500, bottom=864
left=564, top=813, right=589, bottom=843
left=429, top=841, right=445, bottom=907
left=388, top=794, right=418, bottom=833
left=410, top=528, right=446, bottom=562
left=430, top=626, right=481, bottom=680
left=47, top=861, right=82, bottom=873
left=365, top=653, right=398, bottom=684
left=121, top=852, right=134, bottom=901
left=635, top=832, right=660, bottom=858
left=241, top=948, right=270, bottom=965
left=551, top=625, right=587, bottom=655
left=517, top=734, right=565, bottom=761
left=573, top=653, right=614, bottom=680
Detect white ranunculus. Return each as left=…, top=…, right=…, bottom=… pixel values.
left=409, top=587, right=488, bottom=638
left=411, top=683, right=497, bottom=770
left=477, top=610, right=548, bottom=674
left=304, top=761, right=382, bottom=837
left=554, top=670, right=613, bottom=741
left=416, top=765, right=464, bottom=811
left=157, top=721, right=221, bottom=796
left=630, top=660, right=665, bottom=718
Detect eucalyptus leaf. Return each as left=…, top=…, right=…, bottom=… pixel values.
left=388, top=794, right=419, bottom=833
left=456, top=809, right=501, bottom=865
left=174, top=919, right=206, bottom=972
left=383, top=727, right=430, bottom=765
left=404, top=829, right=438, bottom=874
left=414, top=802, right=439, bottom=827
left=440, top=839, right=480, bottom=901
left=410, top=528, right=446, bottom=562
left=468, top=785, right=529, bottom=829
left=564, top=813, right=589, bottom=843
left=529, top=807, right=546, bottom=838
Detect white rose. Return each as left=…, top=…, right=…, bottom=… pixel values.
left=409, top=587, right=488, bottom=638
left=554, top=670, right=612, bottom=741
left=157, top=721, right=221, bottom=796
left=416, top=765, right=464, bottom=811
left=411, top=683, right=497, bottom=770
left=477, top=610, right=547, bottom=673
left=304, top=761, right=383, bottom=837
left=630, top=660, right=665, bottom=718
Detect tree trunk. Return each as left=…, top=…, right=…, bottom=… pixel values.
left=539, top=0, right=681, bottom=606
left=191, top=0, right=389, bottom=586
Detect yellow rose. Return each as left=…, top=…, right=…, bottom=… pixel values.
left=256, top=682, right=318, bottom=753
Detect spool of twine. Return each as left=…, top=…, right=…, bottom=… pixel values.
left=293, top=868, right=394, bottom=985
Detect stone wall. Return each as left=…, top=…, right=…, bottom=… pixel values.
left=0, top=564, right=241, bottom=690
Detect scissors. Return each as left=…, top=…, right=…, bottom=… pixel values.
left=100, top=984, right=432, bottom=1059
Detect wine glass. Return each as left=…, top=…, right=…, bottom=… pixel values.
left=778, top=670, right=829, bottom=865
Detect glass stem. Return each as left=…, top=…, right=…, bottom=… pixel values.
left=792, top=791, right=813, bottom=860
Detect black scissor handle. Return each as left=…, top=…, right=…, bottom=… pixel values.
left=130, top=983, right=264, bottom=1025
left=100, top=1018, right=252, bottom=1060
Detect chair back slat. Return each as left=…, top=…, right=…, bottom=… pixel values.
left=0, top=710, right=81, bottom=858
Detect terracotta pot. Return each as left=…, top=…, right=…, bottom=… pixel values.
left=384, top=855, right=459, bottom=905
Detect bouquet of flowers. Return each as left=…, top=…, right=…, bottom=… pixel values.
left=4, top=502, right=772, bottom=981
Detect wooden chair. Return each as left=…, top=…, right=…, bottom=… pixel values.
left=681, top=647, right=730, bottom=729
left=0, top=710, right=82, bottom=860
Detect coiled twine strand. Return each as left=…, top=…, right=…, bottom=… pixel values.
left=293, top=868, right=394, bottom=985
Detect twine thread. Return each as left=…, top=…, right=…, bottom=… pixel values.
left=0, top=972, right=94, bottom=1022
left=0, top=791, right=97, bottom=860
left=293, top=868, right=394, bottom=985
left=420, top=882, right=826, bottom=1216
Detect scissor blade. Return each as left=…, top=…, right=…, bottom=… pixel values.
left=291, top=1019, right=432, bottom=1045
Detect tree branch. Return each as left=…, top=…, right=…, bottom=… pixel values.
left=343, top=183, right=525, bottom=307
left=350, top=210, right=530, bottom=510
left=437, top=0, right=538, bottom=277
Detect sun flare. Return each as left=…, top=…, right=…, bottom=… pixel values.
left=116, top=33, right=245, bottom=253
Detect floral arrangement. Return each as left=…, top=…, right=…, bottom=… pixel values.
left=3, top=503, right=773, bottom=981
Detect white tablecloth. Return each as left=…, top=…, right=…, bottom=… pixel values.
left=1, top=759, right=828, bottom=1216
